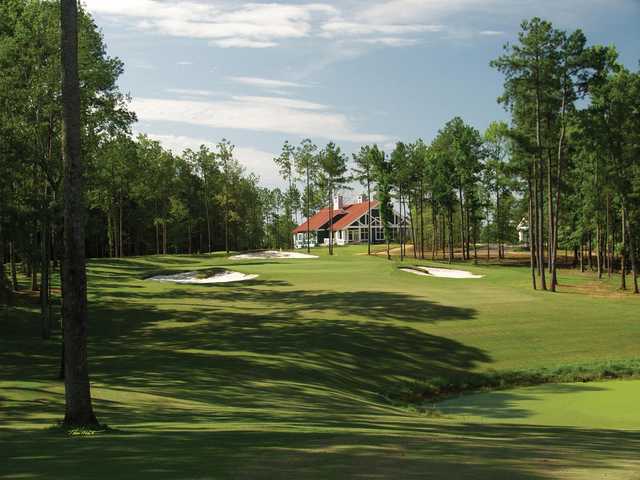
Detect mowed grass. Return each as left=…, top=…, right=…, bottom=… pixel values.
left=437, top=380, right=640, bottom=430
left=2, top=245, right=640, bottom=479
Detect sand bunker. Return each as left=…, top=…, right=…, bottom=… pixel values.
left=402, top=266, right=484, bottom=279
left=231, top=250, right=318, bottom=260
left=149, top=270, right=258, bottom=284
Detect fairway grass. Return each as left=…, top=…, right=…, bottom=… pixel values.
left=2, top=245, right=639, bottom=479
left=437, top=379, right=640, bottom=430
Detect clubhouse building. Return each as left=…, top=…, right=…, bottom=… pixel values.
left=292, top=195, right=407, bottom=248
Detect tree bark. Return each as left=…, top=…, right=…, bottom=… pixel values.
left=41, top=208, right=51, bottom=339
left=367, top=177, right=371, bottom=255
left=627, top=215, right=638, bottom=294
left=61, top=0, right=98, bottom=427
left=528, top=172, right=537, bottom=290
left=9, top=241, right=18, bottom=291
left=534, top=60, right=547, bottom=291
left=620, top=206, right=627, bottom=290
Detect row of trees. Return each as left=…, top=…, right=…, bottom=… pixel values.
left=492, top=18, right=639, bottom=292
left=0, top=2, right=300, bottom=355
left=273, top=119, right=519, bottom=262
left=270, top=18, right=639, bottom=293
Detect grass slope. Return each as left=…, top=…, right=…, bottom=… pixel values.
left=2, top=245, right=639, bottom=479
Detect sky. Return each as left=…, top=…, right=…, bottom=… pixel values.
left=83, top=0, right=640, bottom=189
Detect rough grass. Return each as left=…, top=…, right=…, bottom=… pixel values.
left=1, top=245, right=639, bottom=479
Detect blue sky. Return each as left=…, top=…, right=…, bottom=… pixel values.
left=84, top=0, right=640, bottom=188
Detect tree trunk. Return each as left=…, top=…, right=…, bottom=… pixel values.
left=154, top=222, right=159, bottom=255
left=419, top=180, right=425, bottom=259
left=588, top=233, right=593, bottom=271
left=41, top=210, right=51, bottom=340
left=119, top=202, right=123, bottom=257
left=61, top=0, right=98, bottom=427
left=620, top=206, right=627, bottom=290
left=534, top=64, right=547, bottom=291
left=163, top=221, right=167, bottom=255
left=367, top=178, right=371, bottom=256
left=528, top=174, right=537, bottom=290
left=399, top=191, right=404, bottom=262
left=627, top=215, right=638, bottom=294
left=431, top=203, right=436, bottom=260
left=306, top=168, right=311, bottom=254
left=448, top=208, right=454, bottom=264
left=328, top=187, right=333, bottom=256
left=458, top=187, right=465, bottom=260
left=9, top=241, right=18, bottom=291
left=607, top=194, right=612, bottom=278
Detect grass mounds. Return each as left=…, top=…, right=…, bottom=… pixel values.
left=389, top=359, right=640, bottom=405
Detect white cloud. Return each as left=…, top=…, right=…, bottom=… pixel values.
left=479, top=30, right=504, bottom=36
left=83, top=0, right=337, bottom=48
left=131, top=96, right=387, bottom=143
left=228, top=76, right=306, bottom=90
left=211, top=38, right=278, bottom=48
left=358, top=0, right=497, bottom=24
left=165, top=88, right=219, bottom=97
left=176, top=61, right=193, bottom=65
left=145, top=133, right=282, bottom=187
left=321, top=21, right=443, bottom=37
left=357, top=37, right=421, bottom=47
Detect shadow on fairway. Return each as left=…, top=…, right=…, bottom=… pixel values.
left=2, top=421, right=639, bottom=479
left=437, top=383, right=608, bottom=420
left=6, top=257, right=639, bottom=479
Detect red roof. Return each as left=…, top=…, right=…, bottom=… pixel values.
left=333, top=200, right=378, bottom=230
left=292, top=200, right=378, bottom=234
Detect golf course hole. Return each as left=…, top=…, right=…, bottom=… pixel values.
left=401, top=266, right=484, bottom=279
left=148, top=268, right=258, bottom=284
left=230, top=250, right=318, bottom=260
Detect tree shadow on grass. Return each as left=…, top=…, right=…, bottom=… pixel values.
left=2, top=421, right=639, bottom=480
left=3, top=280, right=640, bottom=479
left=437, top=383, right=608, bottom=420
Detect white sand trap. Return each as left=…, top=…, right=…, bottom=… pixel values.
left=230, top=250, right=318, bottom=260
left=403, top=266, right=484, bottom=279
left=149, top=270, right=258, bottom=284
left=400, top=268, right=431, bottom=276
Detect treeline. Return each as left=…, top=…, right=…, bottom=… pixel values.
left=273, top=18, right=640, bottom=293
left=0, top=1, right=305, bottom=311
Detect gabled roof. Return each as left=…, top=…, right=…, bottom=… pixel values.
left=292, top=200, right=379, bottom=234
left=292, top=207, right=346, bottom=234
left=332, top=200, right=379, bottom=230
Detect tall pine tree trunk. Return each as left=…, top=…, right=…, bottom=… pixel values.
left=41, top=208, right=51, bottom=339
left=367, top=178, right=371, bottom=255
left=9, top=241, right=18, bottom=291
left=528, top=172, right=537, bottom=290
left=620, top=206, right=627, bottom=290
left=61, top=0, right=98, bottom=427
left=328, top=188, right=334, bottom=256
left=627, top=215, right=638, bottom=294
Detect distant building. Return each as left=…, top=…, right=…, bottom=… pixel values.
left=292, top=195, right=407, bottom=249
left=517, top=217, right=529, bottom=246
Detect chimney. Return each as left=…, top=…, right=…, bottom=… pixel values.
left=358, top=193, right=368, bottom=204
left=333, top=194, right=344, bottom=210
